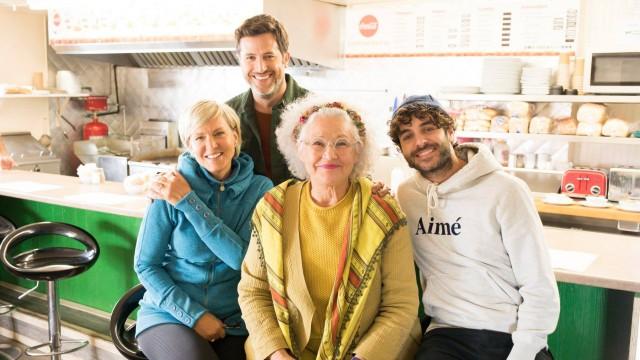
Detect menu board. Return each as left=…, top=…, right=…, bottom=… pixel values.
left=624, top=0, right=640, bottom=37
left=48, top=0, right=262, bottom=45
left=345, top=0, right=579, bottom=57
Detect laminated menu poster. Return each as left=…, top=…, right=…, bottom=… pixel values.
left=47, top=1, right=262, bottom=45
left=345, top=0, right=579, bottom=57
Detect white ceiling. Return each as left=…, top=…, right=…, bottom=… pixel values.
left=0, top=0, right=394, bottom=9
left=316, top=0, right=392, bottom=5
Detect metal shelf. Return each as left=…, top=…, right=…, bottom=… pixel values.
left=0, top=93, right=89, bottom=99
left=503, top=167, right=564, bottom=175
left=437, top=93, right=640, bottom=104
left=456, top=131, right=640, bottom=145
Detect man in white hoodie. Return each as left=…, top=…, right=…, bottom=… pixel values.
left=389, top=95, right=559, bottom=360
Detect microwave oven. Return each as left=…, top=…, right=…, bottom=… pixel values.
left=584, top=50, right=640, bottom=94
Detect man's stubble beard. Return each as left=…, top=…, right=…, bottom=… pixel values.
left=407, top=142, right=454, bottom=179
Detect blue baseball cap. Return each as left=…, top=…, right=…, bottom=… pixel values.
left=391, top=95, right=445, bottom=119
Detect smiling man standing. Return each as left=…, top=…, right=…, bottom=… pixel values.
left=227, top=14, right=309, bottom=185
left=388, top=95, right=560, bottom=360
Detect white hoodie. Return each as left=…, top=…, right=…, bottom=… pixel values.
left=397, top=143, right=559, bottom=360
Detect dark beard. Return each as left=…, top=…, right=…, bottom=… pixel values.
left=407, top=142, right=453, bottom=179
left=256, top=76, right=284, bottom=100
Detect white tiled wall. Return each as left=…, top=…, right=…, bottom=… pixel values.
left=50, top=52, right=637, bottom=183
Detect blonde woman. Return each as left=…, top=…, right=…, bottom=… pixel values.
left=135, top=100, right=273, bottom=360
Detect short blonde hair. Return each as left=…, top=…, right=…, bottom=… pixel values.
left=276, top=94, right=377, bottom=180
left=178, top=100, right=242, bottom=157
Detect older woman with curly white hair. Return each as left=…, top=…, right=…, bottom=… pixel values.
left=238, top=95, right=421, bottom=360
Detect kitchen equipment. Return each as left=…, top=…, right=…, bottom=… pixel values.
left=97, top=155, right=128, bottom=182
left=47, top=1, right=342, bottom=69
left=584, top=50, right=640, bottom=94
left=147, top=118, right=179, bottom=149
left=0, top=132, right=60, bottom=174
left=55, top=70, right=81, bottom=94
left=128, top=159, right=176, bottom=176
left=555, top=53, right=571, bottom=91
left=83, top=96, right=109, bottom=140
left=128, top=148, right=181, bottom=176
left=83, top=118, right=109, bottom=139
left=561, top=168, right=608, bottom=198
left=608, top=167, right=640, bottom=202
left=572, top=57, right=585, bottom=94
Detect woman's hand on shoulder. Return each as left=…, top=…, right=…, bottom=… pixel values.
left=193, top=312, right=226, bottom=342
left=269, top=348, right=296, bottom=360
left=147, top=170, right=191, bottom=205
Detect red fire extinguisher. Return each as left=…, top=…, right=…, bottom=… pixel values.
left=83, top=96, right=109, bottom=140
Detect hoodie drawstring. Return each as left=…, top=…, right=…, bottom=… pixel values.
left=426, top=184, right=438, bottom=210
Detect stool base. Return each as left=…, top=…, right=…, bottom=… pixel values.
left=0, top=343, right=23, bottom=360
left=25, top=339, right=88, bottom=358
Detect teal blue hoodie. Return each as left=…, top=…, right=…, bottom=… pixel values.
left=134, top=152, right=272, bottom=337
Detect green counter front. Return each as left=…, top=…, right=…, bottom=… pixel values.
left=550, top=283, right=634, bottom=360
left=0, top=196, right=142, bottom=313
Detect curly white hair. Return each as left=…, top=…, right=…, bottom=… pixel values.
left=275, top=94, right=377, bottom=181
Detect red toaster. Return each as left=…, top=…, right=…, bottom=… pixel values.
left=561, top=168, right=608, bottom=198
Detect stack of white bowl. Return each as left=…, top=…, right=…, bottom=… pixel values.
left=521, top=67, right=551, bottom=95
left=481, top=58, right=522, bottom=94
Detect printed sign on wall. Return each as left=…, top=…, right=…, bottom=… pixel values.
left=345, top=0, right=579, bottom=57
left=48, top=0, right=262, bottom=45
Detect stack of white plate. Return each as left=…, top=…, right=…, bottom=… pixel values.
left=481, top=58, right=522, bottom=94
left=439, top=86, right=481, bottom=94
left=521, top=67, right=551, bottom=95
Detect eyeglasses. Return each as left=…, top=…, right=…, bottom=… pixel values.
left=300, top=137, right=359, bottom=154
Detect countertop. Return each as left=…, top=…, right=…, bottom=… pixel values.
left=0, top=170, right=150, bottom=218
left=535, top=197, right=640, bottom=222
left=545, top=226, right=640, bottom=292
left=1, top=170, right=639, bottom=292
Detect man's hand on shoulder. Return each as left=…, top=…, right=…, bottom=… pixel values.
left=371, top=180, right=391, bottom=198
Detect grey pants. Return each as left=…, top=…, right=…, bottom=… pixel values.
left=137, top=323, right=247, bottom=360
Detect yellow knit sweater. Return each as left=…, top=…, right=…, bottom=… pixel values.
left=299, top=182, right=355, bottom=357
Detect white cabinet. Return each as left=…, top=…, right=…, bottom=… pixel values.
left=0, top=7, right=49, bottom=138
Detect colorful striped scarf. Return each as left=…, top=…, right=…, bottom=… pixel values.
left=251, top=178, right=406, bottom=359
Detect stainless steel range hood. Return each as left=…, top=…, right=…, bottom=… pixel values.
left=59, top=49, right=324, bottom=68
left=49, top=0, right=345, bottom=69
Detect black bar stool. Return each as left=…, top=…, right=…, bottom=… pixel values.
left=0, top=302, right=22, bottom=360
left=0, top=215, right=16, bottom=332
left=109, top=283, right=147, bottom=360
left=0, top=215, right=14, bottom=242
left=0, top=221, right=99, bottom=359
left=0, top=215, right=22, bottom=360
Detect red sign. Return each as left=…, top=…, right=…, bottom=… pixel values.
left=359, top=15, right=378, bottom=38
